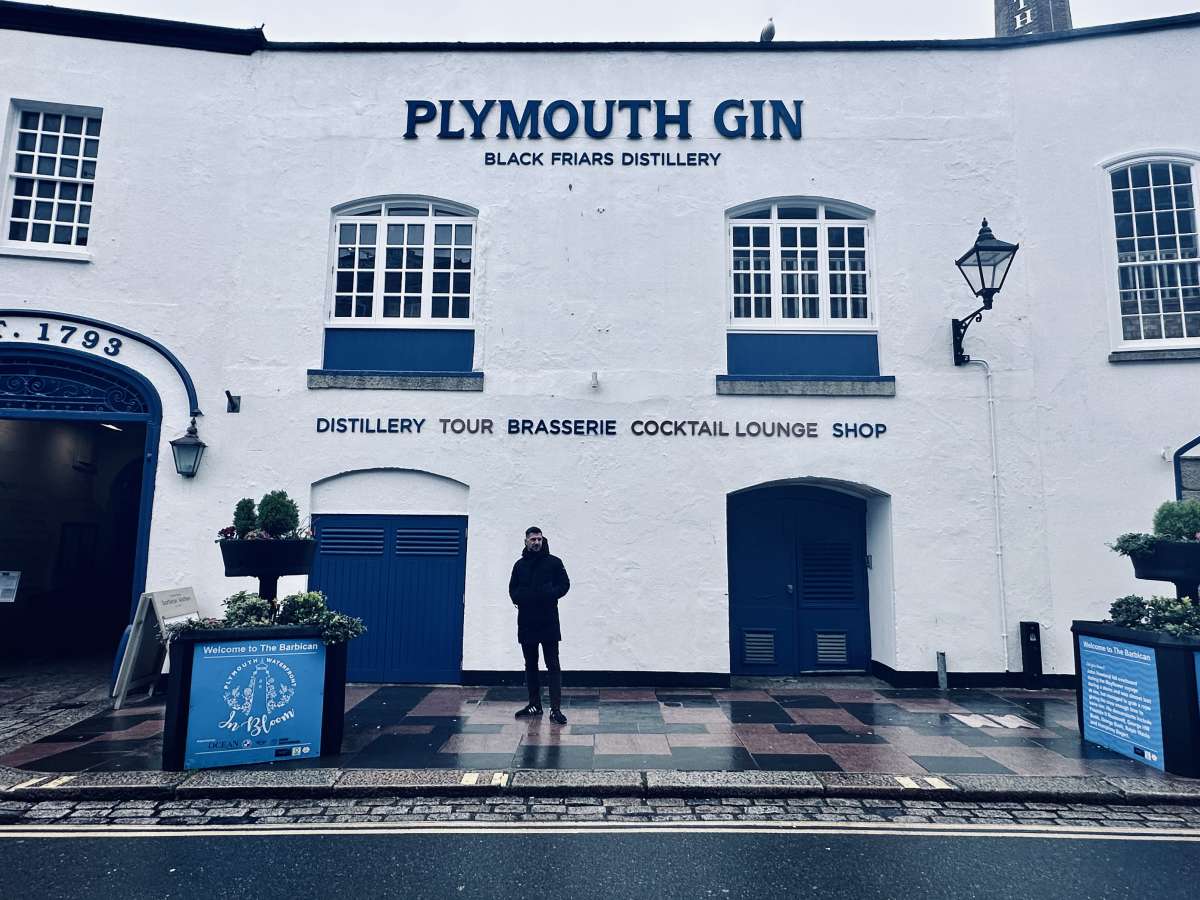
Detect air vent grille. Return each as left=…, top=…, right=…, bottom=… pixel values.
left=319, top=527, right=385, bottom=555
left=816, top=631, right=849, bottom=665
left=396, top=528, right=461, bottom=556
left=743, top=630, right=776, bottom=665
left=801, top=542, right=856, bottom=603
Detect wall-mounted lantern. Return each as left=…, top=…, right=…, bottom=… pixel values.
left=169, top=417, right=206, bottom=478
left=952, top=219, right=1019, bottom=366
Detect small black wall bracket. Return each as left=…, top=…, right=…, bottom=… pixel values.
left=225, top=390, right=241, bottom=413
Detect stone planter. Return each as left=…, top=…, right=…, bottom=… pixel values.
left=1129, top=540, right=1200, bottom=599
left=1072, top=620, right=1200, bottom=778
left=218, top=538, right=316, bottom=600
left=162, top=625, right=348, bottom=771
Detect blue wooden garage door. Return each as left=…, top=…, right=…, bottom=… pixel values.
left=309, top=514, right=467, bottom=683
left=728, top=486, right=870, bottom=675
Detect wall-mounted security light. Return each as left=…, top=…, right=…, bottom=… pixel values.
left=169, top=417, right=206, bottom=478
left=952, top=219, right=1019, bottom=366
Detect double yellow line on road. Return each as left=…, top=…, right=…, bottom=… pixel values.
left=2, top=820, right=1198, bottom=842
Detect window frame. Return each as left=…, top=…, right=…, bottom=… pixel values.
left=1101, top=150, right=1200, bottom=351
left=1, top=99, right=102, bottom=262
left=724, top=198, right=877, bottom=333
left=324, top=196, right=479, bottom=330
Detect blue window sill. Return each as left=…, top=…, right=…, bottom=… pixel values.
left=716, top=375, right=896, bottom=397
left=307, top=369, right=484, bottom=391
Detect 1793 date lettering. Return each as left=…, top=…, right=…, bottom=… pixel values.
left=0, top=319, right=122, bottom=356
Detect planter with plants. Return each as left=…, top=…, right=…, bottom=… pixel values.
left=1110, top=499, right=1200, bottom=599
left=217, top=491, right=316, bottom=605
left=161, top=590, right=365, bottom=771
left=1071, top=578, right=1200, bottom=776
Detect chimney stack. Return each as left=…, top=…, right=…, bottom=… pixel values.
left=995, top=0, right=1073, bottom=37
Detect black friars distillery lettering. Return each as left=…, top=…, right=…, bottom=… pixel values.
left=832, top=423, right=887, bottom=439
left=507, top=418, right=618, bottom=436
left=315, top=417, right=426, bottom=434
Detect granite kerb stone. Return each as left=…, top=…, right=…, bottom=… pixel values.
left=175, top=767, right=342, bottom=799
left=646, top=771, right=822, bottom=798
left=1103, top=777, right=1200, bottom=805
left=818, top=772, right=954, bottom=799
left=945, top=775, right=1124, bottom=803
left=507, top=770, right=645, bottom=797
left=333, top=769, right=504, bottom=797
left=11, top=771, right=186, bottom=801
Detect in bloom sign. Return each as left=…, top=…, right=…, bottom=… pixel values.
left=184, top=638, right=326, bottom=769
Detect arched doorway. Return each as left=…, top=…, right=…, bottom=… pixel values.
left=728, top=483, right=871, bottom=675
left=0, top=346, right=160, bottom=659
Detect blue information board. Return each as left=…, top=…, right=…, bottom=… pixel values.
left=1077, top=635, right=1164, bottom=770
left=184, top=637, right=326, bottom=769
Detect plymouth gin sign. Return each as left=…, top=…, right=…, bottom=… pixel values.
left=184, top=638, right=326, bottom=769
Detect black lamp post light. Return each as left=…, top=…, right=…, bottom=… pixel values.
left=169, top=417, right=206, bottom=477
left=952, top=219, right=1019, bottom=366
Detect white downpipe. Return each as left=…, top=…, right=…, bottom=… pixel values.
left=968, top=358, right=1010, bottom=671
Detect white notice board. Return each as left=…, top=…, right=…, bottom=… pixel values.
left=0, top=571, right=19, bottom=603
left=112, top=588, right=200, bottom=709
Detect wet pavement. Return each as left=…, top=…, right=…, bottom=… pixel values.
left=0, top=679, right=1173, bottom=780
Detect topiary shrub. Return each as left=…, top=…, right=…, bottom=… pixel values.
left=1152, top=500, right=1200, bottom=541
left=223, top=591, right=274, bottom=627
left=1108, top=594, right=1148, bottom=628
left=1145, top=595, right=1200, bottom=636
left=276, top=591, right=328, bottom=625
left=232, top=498, right=257, bottom=538
left=278, top=590, right=366, bottom=644
left=257, top=490, right=300, bottom=538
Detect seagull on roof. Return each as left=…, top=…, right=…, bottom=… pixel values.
left=760, top=18, right=775, bottom=43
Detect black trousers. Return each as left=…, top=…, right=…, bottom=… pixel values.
left=520, top=640, right=562, bottom=709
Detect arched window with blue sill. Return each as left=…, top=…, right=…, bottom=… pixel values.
left=309, top=196, right=483, bottom=391
left=717, top=198, right=894, bottom=397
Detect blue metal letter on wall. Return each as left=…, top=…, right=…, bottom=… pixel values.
left=184, top=639, right=326, bottom=769
left=1078, top=636, right=1164, bottom=770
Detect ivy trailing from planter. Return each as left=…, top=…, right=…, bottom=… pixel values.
left=165, top=589, right=366, bottom=645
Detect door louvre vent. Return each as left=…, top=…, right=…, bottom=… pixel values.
left=319, top=527, right=385, bottom=555
left=396, top=528, right=461, bottom=556
left=743, top=630, right=776, bottom=665
left=816, top=631, right=849, bottom=665
left=801, top=542, right=856, bottom=603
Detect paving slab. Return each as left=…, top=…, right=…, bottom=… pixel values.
left=334, top=768, right=505, bottom=797
left=177, top=767, right=342, bottom=799
left=945, top=775, right=1123, bottom=803
left=645, top=770, right=822, bottom=798
left=508, top=769, right=644, bottom=797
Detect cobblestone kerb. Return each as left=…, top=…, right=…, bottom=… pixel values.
left=5, top=765, right=1200, bottom=806
left=3, top=795, right=1199, bottom=830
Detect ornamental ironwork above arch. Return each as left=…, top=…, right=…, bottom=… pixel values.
left=0, top=351, right=153, bottom=415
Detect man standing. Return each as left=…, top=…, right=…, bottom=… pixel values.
left=508, top=526, right=571, bottom=724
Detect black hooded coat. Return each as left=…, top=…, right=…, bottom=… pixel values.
left=508, top=538, right=571, bottom=643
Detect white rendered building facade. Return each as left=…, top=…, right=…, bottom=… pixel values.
left=1, top=3, right=1198, bottom=685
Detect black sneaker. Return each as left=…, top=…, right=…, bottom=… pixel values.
left=548, top=708, right=568, bottom=725
left=514, top=704, right=543, bottom=719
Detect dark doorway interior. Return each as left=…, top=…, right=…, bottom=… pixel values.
left=0, top=418, right=145, bottom=659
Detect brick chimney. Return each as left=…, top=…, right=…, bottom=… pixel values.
left=995, top=0, right=1073, bottom=37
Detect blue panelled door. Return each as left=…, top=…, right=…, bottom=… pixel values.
left=309, top=514, right=467, bottom=683
left=729, top=486, right=870, bottom=675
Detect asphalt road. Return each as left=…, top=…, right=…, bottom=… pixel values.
left=4, top=823, right=1199, bottom=900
